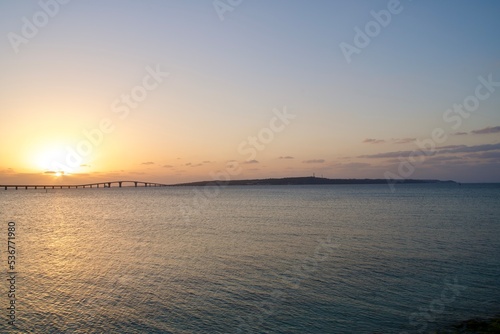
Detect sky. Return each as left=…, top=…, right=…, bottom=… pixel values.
left=1, top=0, right=499, bottom=184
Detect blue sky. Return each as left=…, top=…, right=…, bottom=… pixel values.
left=0, top=0, right=499, bottom=183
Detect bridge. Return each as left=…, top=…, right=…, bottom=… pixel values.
left=0, top=181, right=170, bottom=190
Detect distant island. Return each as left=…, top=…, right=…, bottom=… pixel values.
left=172, top=176, right=457, bottom=187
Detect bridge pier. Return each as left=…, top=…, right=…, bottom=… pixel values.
left=134, top=182, right=138, bottom=187
left=119, top=182, right=122, bottom=188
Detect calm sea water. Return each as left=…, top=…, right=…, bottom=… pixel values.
left=0, top=183, right=499, bottom=333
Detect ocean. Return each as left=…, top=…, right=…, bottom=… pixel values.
left=0, top=183, right=499, bottom=333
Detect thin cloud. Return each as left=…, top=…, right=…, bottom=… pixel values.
left=363, top=138, right=385, bottom=144
left=334, top=162, right=371, bottom=168
left=0, top=168, right=15, bottom=174
left=464, top=151, right=500, bottom=160
left=438, top=143, right=500, bottom=154
left=437, top=145, right=468, bottom=150
left=162, top=165, right=173, bottom=168
left=141, top=162, right=155, bottom=165
left=303, top=159, right=325, bottom=163
left=359, top=151, right=429, bottom=159
left=364, top=138, right=417, bottom=144
left=243, top=160, right=259, bottom=164
left=471, top=126, right=500, bottom=135
left=452, top=131, right=468, bottom=136
left=426, top=156, right=463, bottom=163
left=393, top=138, right=416, bottom=144
left=279, top=156, right=295, bottom=159
left=361, top=143, right=500, bottom=159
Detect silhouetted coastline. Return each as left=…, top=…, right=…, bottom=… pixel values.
left=173, top=176, right=457, bottom=187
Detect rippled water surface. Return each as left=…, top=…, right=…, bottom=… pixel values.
left=0, top=183, right=499, bottom=333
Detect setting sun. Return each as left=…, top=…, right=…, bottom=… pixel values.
left=32, top=145, right=76, bottom=176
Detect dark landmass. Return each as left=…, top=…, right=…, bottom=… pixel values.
left=172, top=176, right=457, bottom=187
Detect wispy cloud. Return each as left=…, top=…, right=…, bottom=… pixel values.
left=141, top=162, right=155, bottom=165
left=243, top=159, right=259, bottom=164
left=437, top=145, right=468, bottom=150
left=333, top=162, right=371, bottom=168
left=1, top=168, right=15, bottom=174
left=363, top=138, right=385, bottom=144
left=392, top=138, right=416, bottom=144
left=279, top=156, right=295, bottom=159
left=359, top=151, right=428, bottom=159
left=450, top=126, right=500, bottom=136
left=426, top=156, right=464, bottom=164
left=303, top=159, right=325, bottom=163
left=471, top=126, right=500, bottom=135
left=162, top=165, right=173, bottom=168
left=438, top=143, right=500, bottom=154
left=360, top=143, right=500, bottom=159
left=465, top=151, right=500, bottom=161
left=363, top=137, right=421, bottom=145
left=464, top=151, right=500, bottom=160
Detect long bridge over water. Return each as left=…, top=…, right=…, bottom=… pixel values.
left=0, top=181, right=169, bottom=190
